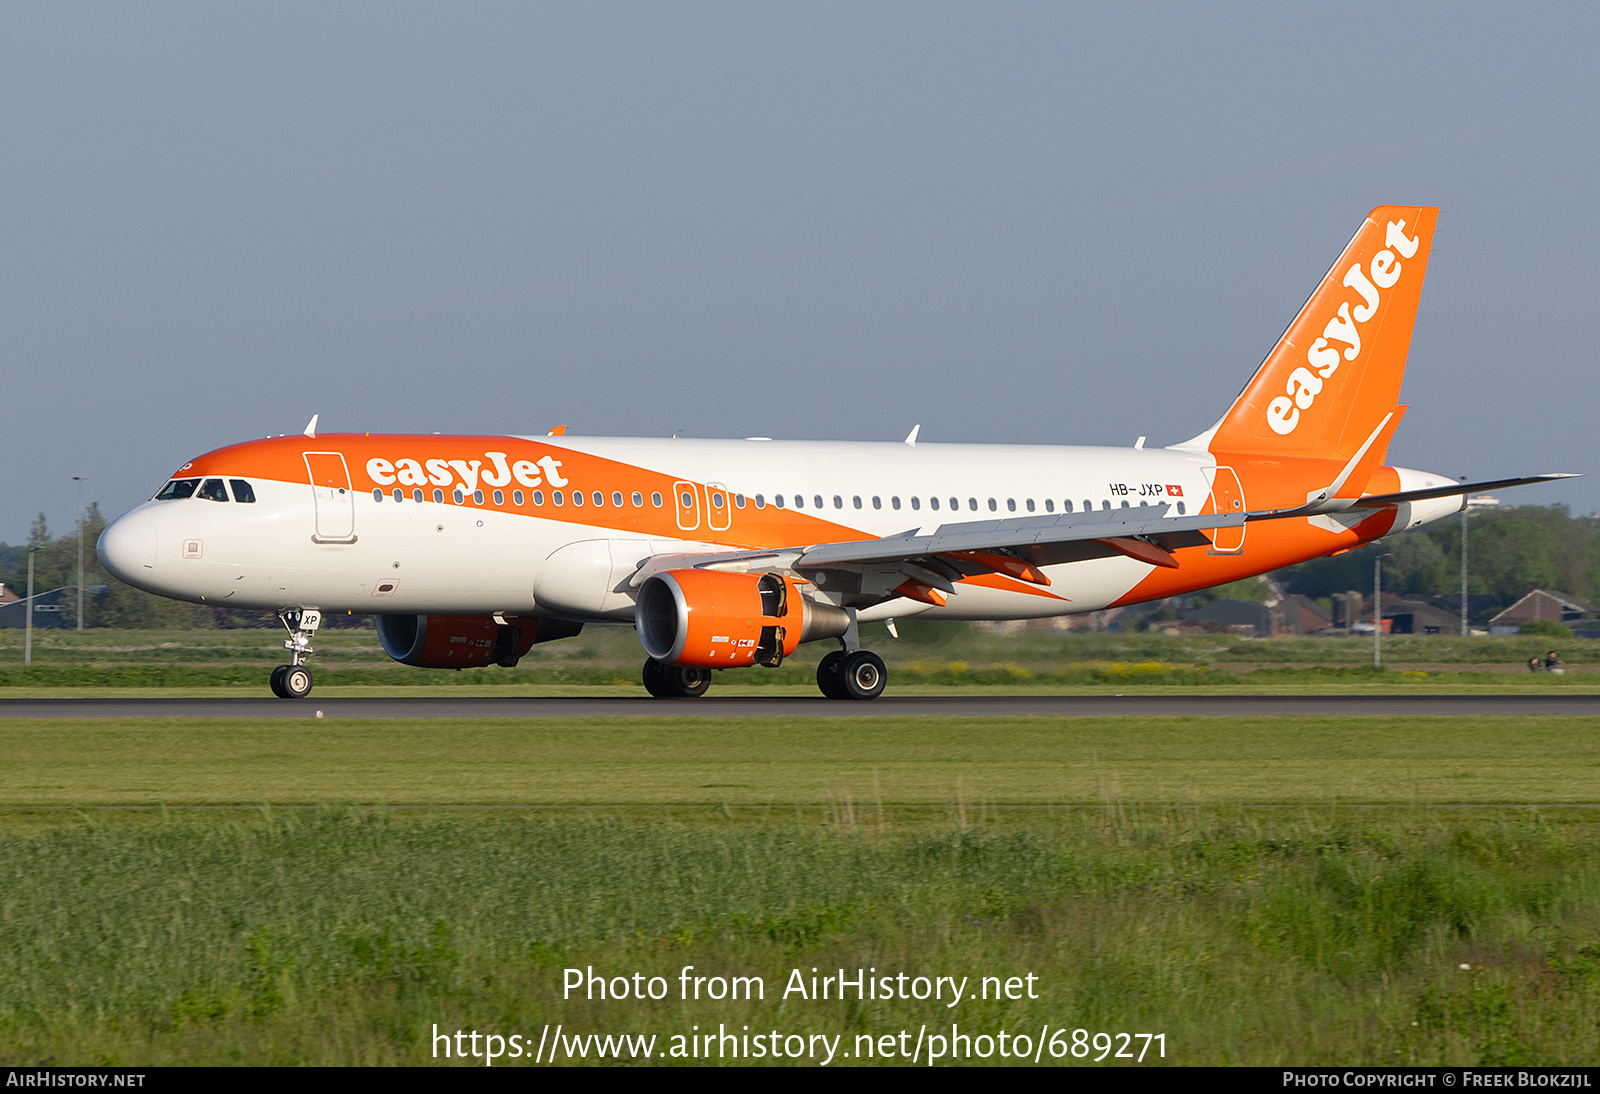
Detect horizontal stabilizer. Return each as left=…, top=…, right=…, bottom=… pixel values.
left=1353, top=473, right=1581, bottom=508
left=1246, top=473, right=1581, bottom=521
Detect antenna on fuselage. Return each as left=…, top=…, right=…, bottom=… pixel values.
left=303, top=414, right=319, bottom=439
left=904, top=424, right=920, bottom=447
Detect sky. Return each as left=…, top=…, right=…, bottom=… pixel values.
left=3, top=2, right=1597, bottom=544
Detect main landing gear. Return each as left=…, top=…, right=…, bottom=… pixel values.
left=642, top=659, right=712, bottom=698
left=816, top=649, right=887, bottom=701
left=270, top=608, right=322, bottom=699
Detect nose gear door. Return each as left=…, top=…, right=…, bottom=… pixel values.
left=304, top=452, right=357, bottom=543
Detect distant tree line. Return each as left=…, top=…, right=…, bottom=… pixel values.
left=3, top=503, right=1596, bottom=630
left=1275, top=505, right=1600, bottom=621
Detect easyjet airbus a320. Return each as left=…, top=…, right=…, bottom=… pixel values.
left=97, top=206, right=1573, bottom=700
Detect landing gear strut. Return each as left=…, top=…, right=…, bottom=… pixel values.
left=270, top=609, right=322, bottom=699
left=642, top=659, right=712, bottom=698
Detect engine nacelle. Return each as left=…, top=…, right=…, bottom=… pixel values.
left=635, top=569, right=850, bottom=668
left=376, top=614, right=583, bottom=669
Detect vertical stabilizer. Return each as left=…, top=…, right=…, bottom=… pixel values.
left=1182, top=206, right=1438, bottom=462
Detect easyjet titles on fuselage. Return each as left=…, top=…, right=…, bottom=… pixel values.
left=365, top=452, right=570, bottom=494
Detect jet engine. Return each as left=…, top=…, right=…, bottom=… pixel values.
left=635, top=569, right=849, bottom=668
left=376, top=614, right=583, bottom=669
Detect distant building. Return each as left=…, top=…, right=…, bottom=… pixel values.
left=1382, top=597, right=1463, bottom=636
left=1488, top=590, right=1597, bottom=634
left=1279, top=593, right=1333, bottom=636
left=1181, top=598, right=1272, bottom=636
left=0, top=585, right=97, bottom=630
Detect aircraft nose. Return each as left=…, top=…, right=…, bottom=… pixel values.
left=97, top=512, right=158, bottom=584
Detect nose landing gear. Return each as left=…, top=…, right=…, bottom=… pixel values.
left=270, top=609, right=322, bottom=699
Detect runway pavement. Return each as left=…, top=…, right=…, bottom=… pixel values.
left=6, top=693, right=1600, bottom=718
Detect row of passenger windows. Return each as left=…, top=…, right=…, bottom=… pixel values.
left=753, top=494, right=1184, bottom=516
left=369, top=486, right=1187, bottom=517
left=375, top=487, right=675, bottom=508
left=154, top=478, right=257, bottom=503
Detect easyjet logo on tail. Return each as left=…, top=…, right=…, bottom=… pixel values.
left=1266, top=219, right=1420, bottom=436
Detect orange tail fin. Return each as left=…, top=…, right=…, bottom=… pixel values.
left=1181, top=206, right=1438, bottom=462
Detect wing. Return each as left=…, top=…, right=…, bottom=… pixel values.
left=631, top=502, right=1239, bottom=607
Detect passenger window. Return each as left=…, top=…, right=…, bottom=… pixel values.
left=1121, top=500, right=1129, bottom=508
left=755, top=494, right=765, bottom=508
left=1062, top=500, right=1071, bottom=513
left=198, top=479, right=230, bottom=502
left=814, top=495, right=824, bottom=509
left=833, top=496, right=843, bottom=509
left=373, top=488, right=384, bottom=502
left=155, top=478, right=200, bottom=500
left=734, top=494, right=745, bottom=508
left=794, top=495, right=803, bottom=509
left=872, top=497, right=881, bottom=510
left=774, top=495, right=784, bottom=508
left=633, top=491, right=644, bottom=507
left=968, top=498, right=977, bottom=511
left=891, top=497, right=900, bottom=510
left=474, top=490, right=485, bottom=504
left=513, top=490, right=524, bottom=505
left=453, top=489, right=465, bottom=504
left=1177, top=501, right=1187, bottom=515
left=1084, top=500, right=1093, bottom=511
left=533, top=490, right=545, bottom=505
left=950, top=497, right=959, bottom=511
left=989, top=499, right=998, bottom=511
left=614, top=491, right=625, bottom=507
left=433, top=488, right=444, bottom=503
left=711, top=491, right=724, bottom=509
left=595, top=491, right=605, bottom=507
left=572, top=491, right=584, bottom=506
left=413, top=488, right=423, bottom=503
left=230, top=480, right=257, bottom=504
left=393, top=488, right=404, bottom=502
left=651, top=492, right=662, bottom=507
left=678, top=490, right=692, bottom=508
left=493, top=490, right=504, bottom=505
left=909, top=497, right=919, bottom=510
left=1025, top=499, right=1034, bottom=512
left=930, top=497, right=939, bottom=510
left=553, top=491, right=564, bottom=506
left=1102, top=501, right=1111, bottom=510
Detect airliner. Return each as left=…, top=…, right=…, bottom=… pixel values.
left=96, top=206, right=1572, bottom=700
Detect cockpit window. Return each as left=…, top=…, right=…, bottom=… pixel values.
left=197, top=479, right=230, bottom=502
left=154, top=478, right=199, bottom=500
left=229, top=480, right=257, bottom=504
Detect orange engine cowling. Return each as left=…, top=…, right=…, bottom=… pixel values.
left=635, top=569, right=849, bottom=668
left=376, top=614, right=583, bottom=669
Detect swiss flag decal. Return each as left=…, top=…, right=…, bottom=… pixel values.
left=1165, top=484, right=1184, bottom=497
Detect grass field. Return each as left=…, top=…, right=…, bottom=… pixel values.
left=7, top=708, right=1600, bottom=1066
left=4, top=715, right=1600, bottom=807
left=3, top=625, right=1598, bottom=685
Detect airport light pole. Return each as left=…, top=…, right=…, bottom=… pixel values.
left=24, top=547, right=37, bottom=667
left=1374, top=552, right=1393, bottom=669
left=1459, top=494, right=1499, bottom=639
left=1460, top=477, right=1469, bottom=637
left=73, top=476, right=85, bottom=631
